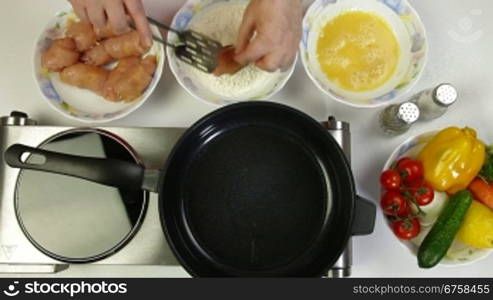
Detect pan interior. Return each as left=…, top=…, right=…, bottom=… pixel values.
left=183, top=125, right=330, bottom=270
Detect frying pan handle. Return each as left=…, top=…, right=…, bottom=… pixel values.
left=4, top=144, right=145, bottom=191
left=351, top=195, right=376, bottom=236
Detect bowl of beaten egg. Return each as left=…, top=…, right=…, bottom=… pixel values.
left=301, top=0, right=427, bottom=108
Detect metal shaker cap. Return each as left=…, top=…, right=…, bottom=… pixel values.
left=434, top=84, right=457, bottom=107
left=397, top=102, right=420, bottom=124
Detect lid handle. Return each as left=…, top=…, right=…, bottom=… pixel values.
left=4, top=144, right=150, bottom=191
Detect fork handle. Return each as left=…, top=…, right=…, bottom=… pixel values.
left=149, top=33, right=177, bottom=49
left=129, top=23, right=177, bottom=48
left=146, top=17, right=180, bottom=35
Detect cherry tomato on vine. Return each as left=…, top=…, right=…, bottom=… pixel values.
left=380, top=169, right=402, bottom=191
left=397, top=158, right=424, bottom=183
left=381, top=191, right=409, bottom=217
left=392, top=218, right=420, bottom=240
left=396, top=157, right=413, bottom=167
left=408, top=180, right=435, bottom=206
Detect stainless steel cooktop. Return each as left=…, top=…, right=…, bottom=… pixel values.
left=0, top=112, right=186, bottom=273
left=0, top=112, right=352, bottom=277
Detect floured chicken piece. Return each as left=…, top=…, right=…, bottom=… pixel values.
left=82, top=44, right=114, bottom=66
left=213, top=46, right=246, bottom=76
left=60, top=63, right=109, bottom=96
left=103, top=56, right=156, bottom=102
left=66, top=20, right=98, bottom=52
left=103, top=31, right=150, bottom=60
left=42, top=38, right=80, bottom=72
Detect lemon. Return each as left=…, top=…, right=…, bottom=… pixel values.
left=456, top=200, right=493, bottom=248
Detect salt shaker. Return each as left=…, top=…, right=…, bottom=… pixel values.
left=410, top=83, right=457, bottom=121
left=379, top=102, right=420, bottom=136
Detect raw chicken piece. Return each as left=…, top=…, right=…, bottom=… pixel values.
left=82, top=44, right=114, bottom=66
left=103, top=31, right=150, bottom=59
left=66, top=20, right=98, bottom=51
left=82, top=31, right=151, bottom=66
left=97, top=24, right=120, bottom=40
left=60, top=64, right=109, bottom=96
left=103, top=56, right=155, bottom=102
left=141, top=55, right=157, bottom=75
left=42, top=38, right=80, bottom=72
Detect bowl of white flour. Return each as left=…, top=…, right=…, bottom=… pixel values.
left=167, top=0, right=296, bottom=106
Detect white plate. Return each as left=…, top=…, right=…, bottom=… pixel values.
left=33, top=11, right=165, bottom=123
left=382, top=130, right=492, bottom=266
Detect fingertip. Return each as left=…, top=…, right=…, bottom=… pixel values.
left=235, top=38, right=271, bottom=67
left=235, top=15, right=254, bottom=54
left=256, top=61, right=276, bottom=73
left=143, top=35, right=153, bottom=48
left=87, top=6, right=107, bottom=31
left=70, top=0, right=89, bottom=21
left=235, top=41, right=248, bottom=55
left=103, top=0, right=132, bottom=36
left=116, top=24, right=131, bottom=35
left=138, top=24, right=153, bottom=48
left=134, top=16, right=152, bottom=47
left=281, top=53, right=297, bottom=71
left=233, top=52, right=248, bottom=65
left=126, top=5, right=152, bottom=48
left=255, top=55, right=282, bottom=73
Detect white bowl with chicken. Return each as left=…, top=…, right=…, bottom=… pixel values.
left=34, top=10, right=165, bottom=123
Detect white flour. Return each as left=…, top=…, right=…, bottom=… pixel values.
left=187, top=1, right=281, bottom=99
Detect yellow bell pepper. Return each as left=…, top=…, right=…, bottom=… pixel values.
left=457, top=200, right=493, bottom=248
left=417, top=127, right=485, bottom=194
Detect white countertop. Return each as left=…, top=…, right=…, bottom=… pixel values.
left=1, top=0, right=492, bottom=278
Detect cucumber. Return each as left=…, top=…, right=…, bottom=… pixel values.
left=417, top=190, right=473, bottom=268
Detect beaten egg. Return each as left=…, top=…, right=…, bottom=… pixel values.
left=317, top=11, right=400, bottom=92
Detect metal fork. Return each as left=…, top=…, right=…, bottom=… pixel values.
left=145, top=17, right=223, bottom=73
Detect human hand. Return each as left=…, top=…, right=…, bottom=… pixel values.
left=69, top=0, right=152, bottom=47
left=234, top=0, right=303, bottom=72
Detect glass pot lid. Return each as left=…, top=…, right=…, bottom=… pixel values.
left=14, top=130, right=148, bottom=262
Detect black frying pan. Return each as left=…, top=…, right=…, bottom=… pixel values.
left=5, top=102, right=375, bottom=277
